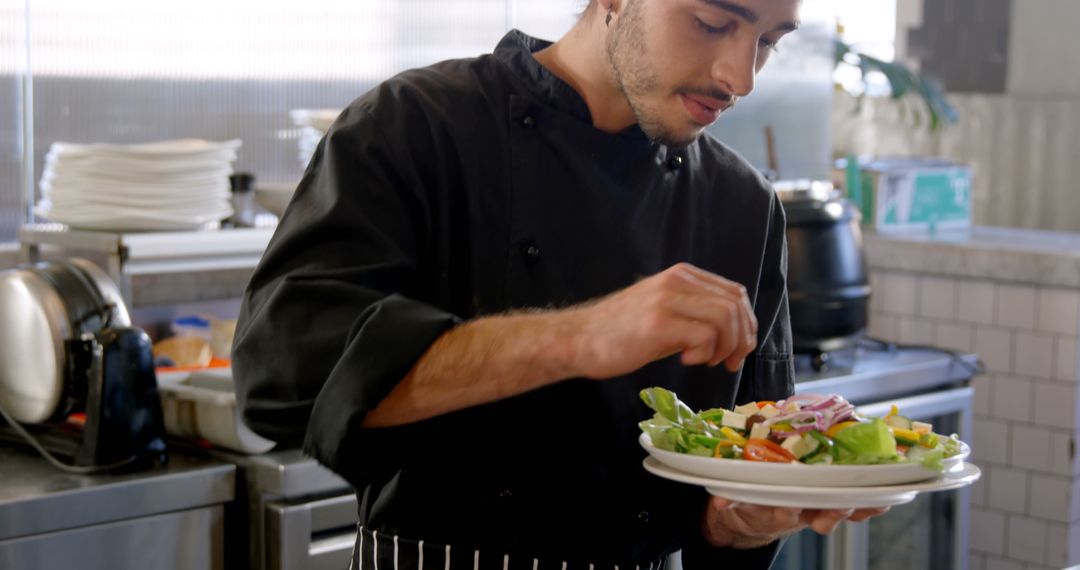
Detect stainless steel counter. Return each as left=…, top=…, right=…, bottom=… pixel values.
left=0, top=445, right=235, bottom=569
left=794, top=347, right=977, bottom=402
left=173, top=446, right=355, bottom=570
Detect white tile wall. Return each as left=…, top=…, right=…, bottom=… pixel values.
left=1028, top=474, right=1071, bottom=522
left=989, top=466, right=1029, bottom=514
left=958, top=280, right=996, bottom=325
left=973, top=374, right=994, bottom=416
left=868, top=267, right=1080, bottom=570
left=935, top=321, right=975, bottom=352
left=972, top=507, right=1008, bottom=555
left=1014, top=332, right=1054, bottom=379
left=1072, top=477, right=1080, bottom=524
left=1049, top=430, right=1078, bottom=476
left=986, top=559, right=1024, bottom=570
left=867, top=311, right=898, bottom=340
left=976, top=327, right=1015, bottom=374
left=998, top=285, right=1038, bottom=330
left=1070, top=524, right=1080, bottom=565
left=972, top=464, right=990, bottom=507
left=1034, top=381, right=1079, bottom=430
left=991, top=376, right=1033, bottom=423
left=1010, top=425, right=1053, bottom=473
left=1056, top=336, right=1079, bottom=382
left=920, top=276, right=958, bottom=319
left=1036, top=289, right=1080, bottom=335
left=973, top=418, right=1011, bottom=465
left=897, top=316, right=934, bottom=345
left=1006, top=516, right=1048, bottom=564
left=882, top=273, right=918, bottom=316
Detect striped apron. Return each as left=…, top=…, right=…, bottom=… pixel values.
left=350, top=525, right=669, bottom=570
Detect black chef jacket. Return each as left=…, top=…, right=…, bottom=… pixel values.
left=233, top=30, right=794, bottom=570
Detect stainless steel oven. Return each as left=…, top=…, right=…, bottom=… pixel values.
left=773, top=349, right=976, bottom=570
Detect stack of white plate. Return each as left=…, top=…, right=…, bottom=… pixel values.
left=289, top=109, right=340, bottom=170
left=35, top=138, right=241, bottom=232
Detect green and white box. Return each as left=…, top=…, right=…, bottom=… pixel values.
left=855, top=158, right=972, bottom=234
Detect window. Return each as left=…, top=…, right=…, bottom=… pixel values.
left=0, top=1, right=580, bottom=241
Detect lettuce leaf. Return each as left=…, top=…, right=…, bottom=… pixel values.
left=640, top=387, right=695, bottom=423
left=832, top=419, right=900, bottom=465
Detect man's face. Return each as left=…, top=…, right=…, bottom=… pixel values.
left=606, top=0, right=801, bottom=147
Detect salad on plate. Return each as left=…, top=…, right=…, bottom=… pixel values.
left=638, top=387, right=966, bottom=473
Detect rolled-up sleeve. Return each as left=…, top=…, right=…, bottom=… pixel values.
left=231, top=102, right=458, bottom=479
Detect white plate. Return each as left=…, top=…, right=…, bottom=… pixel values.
left=49, top=139, right=241, bottom=159
left=643, top=456, right=981, bottom=509
left=35, top=204, right=231, bottom=232
left=289, top=109, right=340, bottom=132
left=640, top=433, right=970, bottom=487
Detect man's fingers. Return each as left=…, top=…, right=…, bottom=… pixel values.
left=721, top=332, right=757, bottom=372
left=675, top=264, right=758, bottom=336
left=663, top=296, right=752, bottom=366
left=848, top=507, right=889, bottom=522
left=677, top=263, right=751, bottom=302
left=708, top=496, right=741, bottom=511
left=677, top=321, right=721, bottom=366
left=803, top=509, right=854, bottom=535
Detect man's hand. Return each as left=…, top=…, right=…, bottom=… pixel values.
left=701, top=497, right=890, bottom=549
left=564, top=263, right=757, bottom=378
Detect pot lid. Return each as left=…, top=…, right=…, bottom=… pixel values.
left=774, top=179, right=836, bottom=203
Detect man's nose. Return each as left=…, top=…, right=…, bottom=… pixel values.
left=711, top=41, right=757, bottom=98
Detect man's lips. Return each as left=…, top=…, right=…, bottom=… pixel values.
left=680, top=93, right=731, bottom=125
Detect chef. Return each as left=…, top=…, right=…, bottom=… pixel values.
left=233, top=0, right=883, bottom=568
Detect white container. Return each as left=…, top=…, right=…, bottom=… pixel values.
left=157, top=368, right=275, bottom=454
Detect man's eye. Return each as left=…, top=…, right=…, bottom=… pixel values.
left=759, top=38, right=780, bottom=53
left=694, top=17, right=733, bottom=36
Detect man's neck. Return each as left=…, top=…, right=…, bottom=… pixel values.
left=532, top=20, right=638, bottom=134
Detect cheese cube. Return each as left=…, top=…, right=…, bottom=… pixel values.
left=749, top=423, right=770, bottom=440
left=734, top=402, right=760, bottom=416
left=781, top=435, right=802, bottom=454
left=758, top=404, right=780, bottom=419
left=912, top=421, right=933, bottom=434
left=721, top=411, right=748, bottom=430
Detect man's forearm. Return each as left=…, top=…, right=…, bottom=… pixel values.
left=361, top=263, right=760, bottom=428
left=361, top=310, right=581, bottom=427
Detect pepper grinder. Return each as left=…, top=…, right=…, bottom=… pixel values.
left=227, top=172, right=256, bottom=228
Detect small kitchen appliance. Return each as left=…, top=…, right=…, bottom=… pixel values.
left=0, top=258, right=167, bottom=472
left=776, top=180, right=872, bottom=370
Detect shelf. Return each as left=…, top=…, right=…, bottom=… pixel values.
left=19, top=223, right=276, bottom=306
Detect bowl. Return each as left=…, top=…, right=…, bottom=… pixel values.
left=157, top=368, right=275, bottom=454
left=254, top=183, right=296, bottom=217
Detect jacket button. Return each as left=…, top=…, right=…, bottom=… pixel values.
left=666, top=155, right=683, bottom=171
left=522, top=115, right=536, bottom=128
left=637, top=510, right=650, bottom=524
left=523, top=243, right=541, bottom=261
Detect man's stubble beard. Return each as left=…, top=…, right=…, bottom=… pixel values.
left=604, top=0, right=699, bottom=148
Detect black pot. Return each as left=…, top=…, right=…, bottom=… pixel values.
left=779, top=182, right=871, bottom=354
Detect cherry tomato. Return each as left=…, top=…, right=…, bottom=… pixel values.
left=743, top=438, right=797, bottom=463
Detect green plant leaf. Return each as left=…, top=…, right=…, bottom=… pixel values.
left=834, top=38, right=959, bottom=132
